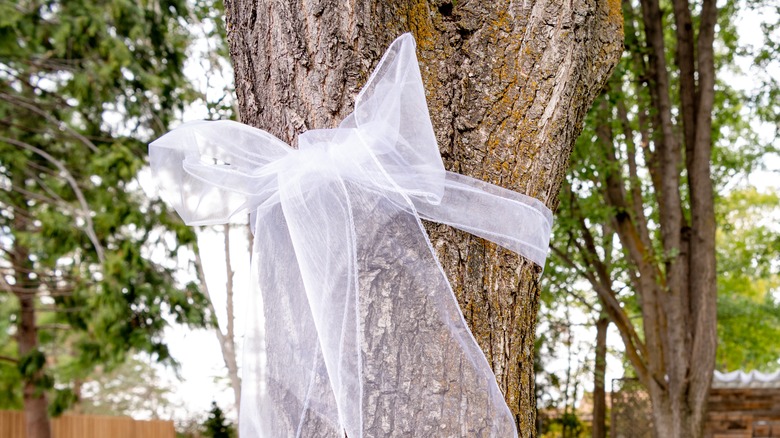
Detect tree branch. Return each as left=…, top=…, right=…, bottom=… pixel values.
left=194, top=226, right=242, bottom=410
left=615, top=97, right=654, bottom=257
left=671, top=0, right=698, bottom=161
left=0, top=355, right=18, bottom=364
left=639, top=0, right=685, bottom=261
left=0, top=92, right=100, bottom=153
left=550, top=244, right=652, bottom=388
left=686, top=0, right=719, bottom=418
left=222, top=223, right=241, bottom=410
left=622, top=0, right=660, bottom=197
left=39, top=324, right=71, bottom=330
left=567, top=226, right=651, bottom=367
left=1, top=135, right=105, bottom=264
left=590, top=95, right=660, bottom=289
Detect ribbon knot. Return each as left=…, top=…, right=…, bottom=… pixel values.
left=150, top=34, right=552, bottom=438
left=293, top=129, right=370, bottom=181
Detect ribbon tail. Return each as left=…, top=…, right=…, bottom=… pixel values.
left=279, top=171, right=364, bottom=435
left=280, top=167, right=518, bottom=436
left=352, top=181, right=518, bottom=436
left=414, top=172, right=553, bottom=269
left=240, top=203, right=342, bottom=437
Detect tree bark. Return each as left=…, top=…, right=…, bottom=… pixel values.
left=638, top=1, right=718, bottom=436
left=224, top=1, right=622, bottom=435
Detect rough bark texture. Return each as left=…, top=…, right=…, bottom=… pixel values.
left=224, top=1, right=622, bottom=435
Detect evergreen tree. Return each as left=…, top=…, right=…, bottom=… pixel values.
left=203, top=401, right=233, bottom=438
left=0, top=1, right=211, bottom=436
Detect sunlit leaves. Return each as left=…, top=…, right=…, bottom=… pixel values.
left=715, top=187, right=780, bottom=371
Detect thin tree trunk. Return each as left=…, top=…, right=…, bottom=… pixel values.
left=592, top=315, right=608, bottom=438
left=222, top=224, right=242, bottom=412
left=563, top=306, right=574, bottom=438
left=194, top=227, right=241, bottom=413
left=224, top=1, right=623, bottom=435
left=685, top=0, right=718, bottom=434
left=18, top=295, right=51, bottom=438
left=12, top=202, right=52, bottom=438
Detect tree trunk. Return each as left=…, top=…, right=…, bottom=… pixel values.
left=12, top=206, right=52, bottom=438
left=194, top=226, right=242, bottom=412
left=637, top=0, right=718, bottom=436
left=18, top=295, right=51, bottom=438
left=224, top=1, right=622, bottom=435
left=221, top=224, right=242, bottom=412
left=592, top=316, right=608, bottom=438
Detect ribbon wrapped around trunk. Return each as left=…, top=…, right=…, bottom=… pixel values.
left=150, top=34, right=552, bottom=437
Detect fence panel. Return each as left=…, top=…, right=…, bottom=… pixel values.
left=0, top=411, right=174, bottom=438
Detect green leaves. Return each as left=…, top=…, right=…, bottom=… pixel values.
left=18, top=350, right=46, bottom=381
left=544, top=0, right=780, bottom=392
left=0, top=0, right=211, bottom=416
left=718, top=294, right=780, bottom=372
left=715, top=187, right=780, bottom=371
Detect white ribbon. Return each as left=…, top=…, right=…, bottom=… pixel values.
left=150, top=34, right=552, bottom=438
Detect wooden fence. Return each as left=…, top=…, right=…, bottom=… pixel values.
left=0, top=410, right=175, bottom=438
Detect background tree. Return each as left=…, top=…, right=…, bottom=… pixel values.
left=536, top=302, right=591, bottom=438
left=591, top=314, right=609, bottom=438
left=536, top=276, right=608, bottom=438
left=193, top=224, right=243, bottom=414
left=186, top=0, right=245, bottom=413
left=548, top=0, right=779, bottom=436
left=0, top=1, right=211, bottom=436
left=222, top=1, right=623, bottom=433
left=202, top=401, right=235, bottom=438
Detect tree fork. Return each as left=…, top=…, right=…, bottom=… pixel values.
left=224, top=1, right=622, bottom=435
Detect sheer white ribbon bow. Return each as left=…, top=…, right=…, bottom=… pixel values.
left=150, top=34, right=552, bottom=438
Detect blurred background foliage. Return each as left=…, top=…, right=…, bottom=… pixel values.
left=538, top=0, right=779, bottom=433
left=0, top=0, right=229, bottom=423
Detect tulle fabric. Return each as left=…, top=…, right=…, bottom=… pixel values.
left=150, top=34, right=552, bottom=437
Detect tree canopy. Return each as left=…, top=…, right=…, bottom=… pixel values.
left=0, top=0, right=211, bottom=432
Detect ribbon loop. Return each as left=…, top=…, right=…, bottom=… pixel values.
left=150, top=33, right=552, bottom=438
left=150, top=119, right=290, bottom=225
